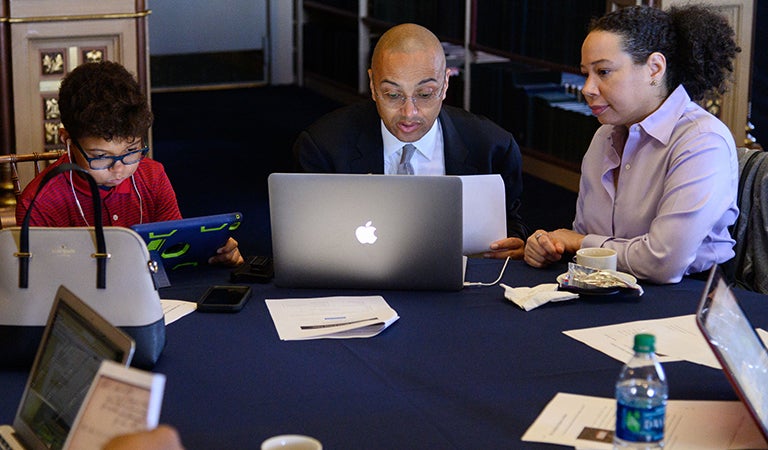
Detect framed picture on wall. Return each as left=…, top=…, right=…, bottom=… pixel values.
left=40, top=49, right=66, bottom=76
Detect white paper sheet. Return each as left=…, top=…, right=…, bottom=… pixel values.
left=265, top=296, right=399, bottom=340
left=63, top=360, right=166, bottom=450
left=564, top=315, right=718, bottom=368
left=564, top=315, right=768, bottom=369
left=160, top=299, right=196, bottom=325
left=523, top=392, right=768, bottom=449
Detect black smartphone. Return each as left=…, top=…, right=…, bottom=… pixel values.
left=230, top=255, right=274, bottom=283
left=197, top=285, right=252, bottom=313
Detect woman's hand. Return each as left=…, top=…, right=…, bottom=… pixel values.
left=524, top=230, right=565, bottom=268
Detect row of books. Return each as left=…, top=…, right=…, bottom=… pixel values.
left=302, top=15, right=600, bottom=165
left=531, top=92, right=599, bottom=165
left=474, top=0, right=605, bottom=68
left=303, top=0, right=608, bottom=75
left=469, top=61, right=599, bottom=164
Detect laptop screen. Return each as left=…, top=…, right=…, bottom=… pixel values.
left=697, top=268, right=768, bottom=440
left=14, top=290, right=133, bottom=450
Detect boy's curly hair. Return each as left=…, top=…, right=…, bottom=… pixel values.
left=58, top=61, right=153, bottom=142
left=588, top=5, right=740, bottom=101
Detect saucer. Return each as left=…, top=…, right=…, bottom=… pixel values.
left=557, top=270, right=638, bottom=296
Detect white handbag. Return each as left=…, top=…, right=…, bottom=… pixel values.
left=0, top=163, right=165, bottom=368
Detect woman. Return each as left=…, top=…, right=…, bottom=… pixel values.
left=524, top=5, right=740, bottom=284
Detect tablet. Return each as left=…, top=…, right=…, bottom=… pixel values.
left=131, top=211, right=243, bottom=272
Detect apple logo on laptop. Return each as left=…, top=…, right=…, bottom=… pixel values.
left=355, top=221, right=378, bottom=244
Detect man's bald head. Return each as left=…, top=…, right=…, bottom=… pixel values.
left=367, top=23, right=450, bottom=143
left=370, top=23, right=446, bottom=74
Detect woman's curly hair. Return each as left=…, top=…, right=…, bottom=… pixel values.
left=58, top=61, right=153, bottom=142
left=588, top=5, right=740, bottom=101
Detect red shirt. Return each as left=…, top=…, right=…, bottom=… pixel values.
left=16, top=155, right=182, bottom=227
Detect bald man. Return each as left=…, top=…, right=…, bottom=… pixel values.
left=294, top=23, right=529, bottom=259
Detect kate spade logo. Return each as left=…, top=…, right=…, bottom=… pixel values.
left=51, top=245, right=76, bottom=256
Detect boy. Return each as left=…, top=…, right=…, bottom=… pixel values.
left=16, top=61, right=242, bottom=266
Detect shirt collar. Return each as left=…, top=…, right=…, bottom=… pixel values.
left=637, top=84, right=690, bottom=146
left=381, top=119, right=441, bottom=160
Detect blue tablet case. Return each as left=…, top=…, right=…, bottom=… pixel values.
left=131, top=212, right=243, bottom=287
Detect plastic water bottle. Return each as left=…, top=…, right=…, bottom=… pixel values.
left=614, top=333, right=668, bottom=449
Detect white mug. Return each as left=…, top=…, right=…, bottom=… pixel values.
left=576, top=247, right=617, bottom=271
left=261, top=435, right=322, bottom=450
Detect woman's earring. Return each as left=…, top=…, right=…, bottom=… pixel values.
left=650, top=79, right=659, bottom=87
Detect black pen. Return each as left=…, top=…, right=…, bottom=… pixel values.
left=300, top=317, right=379, bottom=330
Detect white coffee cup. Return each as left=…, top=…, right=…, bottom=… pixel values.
left=576, top=247, right=617, bottom=271
left=261, top=435, right=322, bottom=450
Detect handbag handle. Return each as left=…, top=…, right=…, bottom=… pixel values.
left=18, top=163, right=109, bottom=289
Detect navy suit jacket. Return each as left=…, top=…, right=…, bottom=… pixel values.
left=293, top=101, right=530, bottom=240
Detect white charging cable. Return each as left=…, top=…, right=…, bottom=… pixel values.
left=463, top=256, right=511, bottom=287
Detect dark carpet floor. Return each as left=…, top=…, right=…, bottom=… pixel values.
left=150, top=86, right=577, bottom=256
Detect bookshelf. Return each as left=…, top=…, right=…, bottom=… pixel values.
left=296, top=0, right=755, bottom=192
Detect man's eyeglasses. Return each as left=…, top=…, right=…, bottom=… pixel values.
left=74, top=140, right=149, bottom=170
left=375, top=84, right=445, bottom=109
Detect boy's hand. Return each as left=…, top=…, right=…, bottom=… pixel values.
left=209, top=237, right=244, bottom=266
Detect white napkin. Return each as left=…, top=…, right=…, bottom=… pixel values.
left=500, top=283, right=579, bottom=311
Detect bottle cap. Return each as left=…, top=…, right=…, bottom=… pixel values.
left=633, top=333, right=655, bottom=353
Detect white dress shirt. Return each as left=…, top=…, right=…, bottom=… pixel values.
left=381, top=120, right=446, bottom=175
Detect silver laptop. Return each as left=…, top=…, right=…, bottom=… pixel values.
left=696, top=266, right=768, bottom=442
left=0, top=285, right=135, bottom=450
left=268, top=173, right=469, bottom=290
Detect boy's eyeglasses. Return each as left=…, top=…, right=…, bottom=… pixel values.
left=74, top=140, right=149, bottom=170
left=374, top=84, right=445, bottom=109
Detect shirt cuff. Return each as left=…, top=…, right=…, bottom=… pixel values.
left=581, top=234, right=610, bottom=249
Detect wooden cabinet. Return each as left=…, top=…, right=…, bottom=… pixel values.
left=0, top=0, right=150, bottom=202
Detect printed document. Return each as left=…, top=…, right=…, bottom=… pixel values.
left=63, top=360, right=165, bottom=450
left=564, top=315, right=768, bottom=369
left=265, top=295, right=399, bottom=340
left=523, top=392, right=768, bottom=449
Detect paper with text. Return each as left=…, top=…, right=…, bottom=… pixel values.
left=564, top=315, right=768, bottom=369
left=265, top=296, right=399, bottom=340
left=523, top=392, right=768, bottom=449
left=565, top=315, right=715, bottom=368
left=63, top=360, right=165, bottom=450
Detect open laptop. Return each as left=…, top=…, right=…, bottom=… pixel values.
left=268, top=173, right=474, bottom=290
left=696, top=266, right=768, bottom=442
left=0, top=285, right=135, bottom=450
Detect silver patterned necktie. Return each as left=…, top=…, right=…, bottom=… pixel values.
left=397, top=144, right=416, bottom=175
